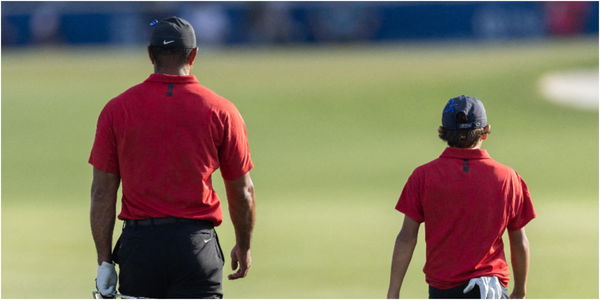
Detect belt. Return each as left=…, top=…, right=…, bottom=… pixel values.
left=124, top=217, right=213, bottom=228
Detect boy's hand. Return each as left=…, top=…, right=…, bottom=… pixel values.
left=510, top=290, right=525, bottom=299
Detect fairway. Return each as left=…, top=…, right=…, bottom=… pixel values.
left=2, top=39, right=598, bottom=298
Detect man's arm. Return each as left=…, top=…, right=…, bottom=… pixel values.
left=387, top=215, right=421, bottom=299
left=90, top=168, right=120, bottom=265
left=224, top=172, right=256, bottom=280
left=508, top=228, right=530, bottom=299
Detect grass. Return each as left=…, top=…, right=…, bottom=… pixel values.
left=2, top=38, right=598, bottom=298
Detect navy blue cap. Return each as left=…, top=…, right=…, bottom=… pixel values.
left=149, top=16, right=196, bottom=48
left=441, top=95, right=487, bottom=130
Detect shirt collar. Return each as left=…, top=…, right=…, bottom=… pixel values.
left=440, top=147, right=491, bottom=160
left=144, top=73, right=198, bottom=84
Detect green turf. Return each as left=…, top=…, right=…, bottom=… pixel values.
left=2, top=38, right=598, bottom=298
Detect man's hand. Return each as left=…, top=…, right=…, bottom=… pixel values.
left=96, top=261, right=117, bottom=297
left=91, top=168, right=119, bottom=297
left=228, top=244, right=252, bottom=280
left=224, top=173, right=255, bottom=280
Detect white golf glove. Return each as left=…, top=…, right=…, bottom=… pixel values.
left=96, top=261, right=117, bottom=297
left=463, top=276, right=503, bottom=299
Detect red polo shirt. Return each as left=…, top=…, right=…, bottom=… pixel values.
left=89, top=73, right=253, bottom=225
left=395, top=147, right=535, bottom=289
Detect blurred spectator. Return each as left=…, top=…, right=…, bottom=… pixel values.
left=246, top=2, right=301, bottom=45
left=309, top=3, right=380, bottom=43
left=473, top=4, right=507, bottom=40
left=30, top=3, right=61, bottom=45
left=546, top=2, right=589, bottom=36
left=473, top=3, right=544, bottom=40
left=181, top=3, right=230, bottom=48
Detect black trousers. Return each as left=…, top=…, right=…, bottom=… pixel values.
left=113, top=220, right=225, bottom=299
left=429, top=282, right=509, bottom=299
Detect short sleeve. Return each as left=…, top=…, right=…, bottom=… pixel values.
left=88, top=104, right=119, bottom=174
left=395, top=169, right=424, bottom=223
left=507, top=173, right=536, bottom=231
left=218, top=107, right=253, bottom=180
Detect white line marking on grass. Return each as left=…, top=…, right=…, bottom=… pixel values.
left=538, top=69, right=598, bottom=111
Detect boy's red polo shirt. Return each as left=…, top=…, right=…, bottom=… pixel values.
left=396, top=147, right=535, bottom=290
left=89, top=74, right=253, bottom=225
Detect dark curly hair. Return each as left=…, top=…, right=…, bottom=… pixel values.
left=438, top=112, right=491, bottom=148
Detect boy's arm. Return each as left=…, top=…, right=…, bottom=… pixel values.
left=387, top=215, right=421, bottom=299
left=508, top=228, right=530, bottom=299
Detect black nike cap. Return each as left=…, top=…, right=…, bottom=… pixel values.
left=441, top=95, right=488, bottom=130
left=149, top=16, right=196, bottom=48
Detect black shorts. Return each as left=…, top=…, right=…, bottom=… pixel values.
left=112, top=219, right=225, bottom=299
left=429, top=282, right=509, bottom=299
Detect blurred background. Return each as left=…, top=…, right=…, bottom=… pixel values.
left=2, top=1, right=598, bottom=299
left=3, top=2, right=599, bottom=47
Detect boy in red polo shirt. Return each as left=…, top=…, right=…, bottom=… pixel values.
left=387, top=95, right=535, bottom=299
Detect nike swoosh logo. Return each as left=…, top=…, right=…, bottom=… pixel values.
left=203, top=238, right=212, bottom=243
left=163, top=40, right=175, bottom=45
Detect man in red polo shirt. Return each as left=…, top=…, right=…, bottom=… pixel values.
left=89, top=17, right=255, bottom=298
left=387, top=95, right=535, bottom=299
